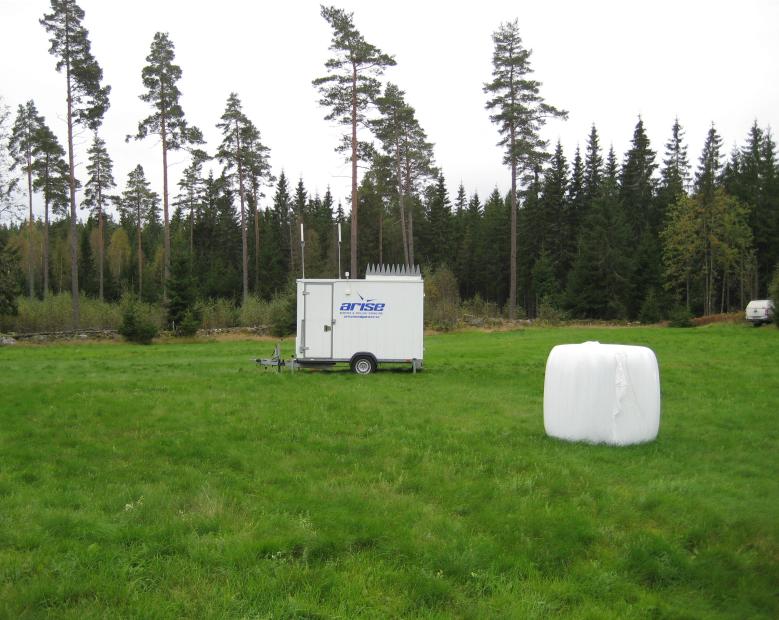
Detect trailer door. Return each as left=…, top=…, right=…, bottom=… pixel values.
left=302, top=282, right=333, bottom=358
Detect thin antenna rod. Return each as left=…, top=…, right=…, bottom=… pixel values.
left=337, top=222, right=342, bottom=279
left=300, top=222, right=305, bottom=280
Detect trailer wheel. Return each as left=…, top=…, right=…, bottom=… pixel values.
left=351, top=355, right=376, bottom=375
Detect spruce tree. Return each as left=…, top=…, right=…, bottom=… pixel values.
left=583, top=124, right=603, bottom=205
left=166, top=252, right=198, bottom=334
left=695, top=123, right=723, bottom=199
left=131, top=32, right=202, bottom=294
left=270, top=172, right=292, bottom=287
left=540, top=141, right=569, bottom=281
left=313, top=5, right=395, bottom=277
left=566, top=165, right=631, bottom=319
left=620, top=117, right=658, bottom=237
left=40, top=0, right=110, bottom=325
left=659, top=118, right=690, bottom=211
left=484, top=19, right=567, bottom=319
left=425, top=175, right=452, bottom=268
left=757, top=130, right=779, bottom=291
left=82, top=132, right=115, bottom=301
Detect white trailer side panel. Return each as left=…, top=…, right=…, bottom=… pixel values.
left=331, top=279, right=423, bottom=361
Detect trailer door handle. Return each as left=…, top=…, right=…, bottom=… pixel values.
left=324, top=325, right=331, bottom=332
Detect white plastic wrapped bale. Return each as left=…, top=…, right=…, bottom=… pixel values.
left=544, top=342, right=661, bottom=445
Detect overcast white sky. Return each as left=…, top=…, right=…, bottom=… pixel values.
left=2, top=0, right=779, bottom=222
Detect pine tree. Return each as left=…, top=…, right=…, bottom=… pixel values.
left=131, top=32, right=202, bottom=294
left=118, top=165, right=159, bottom=298
left=174, top=151, right=207, bottom=256
left=372, top=83, right=436, bottom=266
left=32, top=122, right=69, bottom=297
left=313, top=5, right=395, bottom=278
left=40, top=0, right=110, bottom=325
left=242, top=122, right=273, bottom=293
left=8, top=100, right=44, bottom=298
left=82, top=131, right=115, bottom=300
left=216, top=93, right=255, bottom=302
left=484, top=19, right=567, bottom=319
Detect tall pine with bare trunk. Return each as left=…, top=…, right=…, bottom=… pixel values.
left=313, top=5, right=395, bottom=278
left=130, top=32, right=202, bottom=297
left=8, top=100, right=44, bottom=298
left=32, top=121, right=69, bottom=297
left=40, top=0, right=109, bottom=327
left=216, top=93, right=253, bottom=303
left=484, top=20, right=566, bottom=319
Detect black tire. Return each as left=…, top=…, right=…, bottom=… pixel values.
left=351, top=355, right=376, bottom=375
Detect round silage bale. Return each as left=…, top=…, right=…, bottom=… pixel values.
left=543, top=341, right=661, bottom=446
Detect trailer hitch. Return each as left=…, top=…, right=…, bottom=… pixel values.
left=255, top=343, right=298, bottom=372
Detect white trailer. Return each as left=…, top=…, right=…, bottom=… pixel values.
left=293, top=264, right=424, bottom=374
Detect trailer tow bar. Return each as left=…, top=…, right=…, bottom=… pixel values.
left=254, top=343, right=298, bottom=373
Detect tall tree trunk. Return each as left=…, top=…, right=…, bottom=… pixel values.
left=160, top=112, right=170, bottom=299
left=378, top=204, right=383, bottom=265
left=43, top=191, right=50, bottom=298
left=350, top=62, right=358, bottom=278
left=136, top=213, right=143, bottom=298
left=407, top=208, right=415, bottom=266
left=64, top=22, right=80, bottom=328
left=96, top=154, right=104, bottom=302
left=396, top=136, right=408, bottom=265
left=254, top=203, right=260, bottom=293
left=98, top=207, right=104, bottom=301
left=233, top=120, right=248, bottom=303
left=189, top=194, right=194, bottom=256
left=404, top=163, right=415, bottom=266
left=26, top=163, right=34, bottom=299
left=509, top=135, right=518, bottom=321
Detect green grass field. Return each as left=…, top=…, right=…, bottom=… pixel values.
left=1, top=325, right=778, bottom=618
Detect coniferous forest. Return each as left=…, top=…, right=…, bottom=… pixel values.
left=1, top=2, right=778, bottom=331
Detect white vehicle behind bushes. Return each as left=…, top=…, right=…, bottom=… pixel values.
left=745, top=299, right=774, bottom=326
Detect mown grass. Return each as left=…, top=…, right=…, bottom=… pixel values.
left=0, top=325, right=777, bottom=618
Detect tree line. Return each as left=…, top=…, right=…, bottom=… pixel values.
left=1, top=2, right=777, bottom=326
